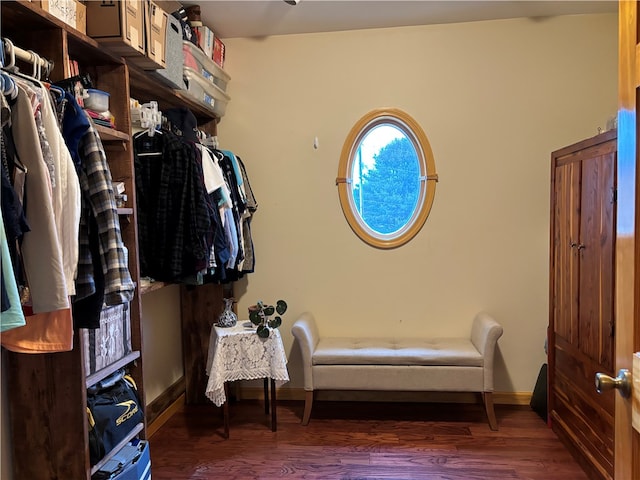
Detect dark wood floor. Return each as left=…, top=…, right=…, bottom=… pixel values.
left=148, top=399, right=588, bottom=480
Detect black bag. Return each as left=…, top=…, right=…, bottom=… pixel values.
left=530, top=363, right=548, bottom=422
left=87, top=370, right=144, bottom=465
left=171, top=7, right=198, bottom=45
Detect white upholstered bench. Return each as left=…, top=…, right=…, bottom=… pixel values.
left=291, top=311, right=504, bottom=430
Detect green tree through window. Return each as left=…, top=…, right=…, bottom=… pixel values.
left=352, top=137, right=420, bottom=234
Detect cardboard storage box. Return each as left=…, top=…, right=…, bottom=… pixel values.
left=194, top=25, right=214, bottom=58
left=87, top=0, right=167, bottom=71
left=134, top=1, right=167, bottom=70
left=82, top=303, right=132, bottom=375
left=41, top=0, right=86, bottom=34
left=86, top=0, right=146, bottom=58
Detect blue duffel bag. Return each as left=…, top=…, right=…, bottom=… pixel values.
left=87, top=370, right=144, bottom=466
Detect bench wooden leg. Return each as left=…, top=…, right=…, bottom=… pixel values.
left=483, top=391, right=498, bottom=431
left=301, top=390, right=314, bottom=425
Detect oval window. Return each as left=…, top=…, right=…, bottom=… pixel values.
left=336, top=108, right=438, bottom=249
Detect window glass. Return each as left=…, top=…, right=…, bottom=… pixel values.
left=336, top=109, right=438, bottom=248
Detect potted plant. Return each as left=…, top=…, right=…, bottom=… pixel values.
left=248, top=300, right=288, bottom=338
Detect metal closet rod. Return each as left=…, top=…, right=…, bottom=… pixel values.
left=2, top=38, right=54, bottom=78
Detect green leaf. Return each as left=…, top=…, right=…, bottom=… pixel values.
left=276, top=300, right=288, bottom=315
left=268, top=316, right=282, bottom=329
left=263, top=305, right=275, bottom=316
left=249, top=310, right=261, bottom=324
left=256, top=325, right=270, bottom=338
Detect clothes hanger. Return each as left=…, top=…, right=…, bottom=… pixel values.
left=47, top=84, right=65, bottom=100
left=1, top=38, right=12, bottom=68
left=0, top=38, right=5, bottom=68
left=1, top=72, right=18, bottom=101
left=28, top=50, right=42, bottom=80
left=132, top=101, right=163, bottom=138
left=3, top=38, right=53, bottom=82
left=1, top=40, right=47, bottom=88
left=201, top=133, right=218, bottom=149
left=0, top=39, right=32, bottom=99
left=132, top=102, right=165, bottom=157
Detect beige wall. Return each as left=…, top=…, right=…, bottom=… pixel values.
left=0, top=12, right=618, bottom=480
left=141, top=285, right=183, bottom=403
left=220, top=13, right=617, bottom=394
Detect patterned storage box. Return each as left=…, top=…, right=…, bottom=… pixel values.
left=151, top=14, right=184, bottom=90
left=83, top=303, right=132, bottom=375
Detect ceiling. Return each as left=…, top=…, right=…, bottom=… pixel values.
left=183, top=1, right=618, bottom=39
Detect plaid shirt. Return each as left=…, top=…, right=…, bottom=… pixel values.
left=74, top=118, right=135, bottom=305
left=134, top=131, right=211, bottom=282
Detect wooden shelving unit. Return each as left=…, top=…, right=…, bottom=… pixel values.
left=90, top=423, right=145, bottom=475
left=1, top=1, right=222, bottom=479
left=85, top=351, right=142, bottom=389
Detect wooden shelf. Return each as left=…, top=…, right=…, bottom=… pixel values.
left=90, top=422, right=144, bottom=476
left=1, top=1, right=123, bottom=66
left=128, top=64, right=219, bottom=125
left=95, top=124, right=130, bottom=142
left=140, top=281, right=171, bottom=295
left=86, top=351, right=141, bottom=389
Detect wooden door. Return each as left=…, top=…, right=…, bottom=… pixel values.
left=615, top=2, right=640, bottom=479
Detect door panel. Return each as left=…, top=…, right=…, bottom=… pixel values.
left=553, top=161, right=581, bottom=344
left=615, top=1, right=640, bottom=478
left=579, top=151, right=616, bottom=372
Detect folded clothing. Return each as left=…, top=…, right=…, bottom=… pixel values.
left=85, top=108, right=116, bottom=129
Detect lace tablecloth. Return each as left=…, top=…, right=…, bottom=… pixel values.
left=205, top=322, right=289, bottom=407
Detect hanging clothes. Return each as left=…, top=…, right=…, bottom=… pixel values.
left=7, top=81, right=69, bottom=313
left=72, top=114, right=135, bottom=328
left=131, top=105, right=259, bottom=286
left=215, top=150, right=246, bottom=281
left=134, top=108, right=212, bottom=282
left=62, top=89, right=90, bottom=173
left=40, top=79, right=81, bottom=296
left=0, top=64, right=133, bottom=341
left=1, top=81, right=73, bottom=352
left=1, top=84, right=30, bottom=289
left=236, top=155, right=258, bottom=274
left=0, top=209, right=26, bottom=332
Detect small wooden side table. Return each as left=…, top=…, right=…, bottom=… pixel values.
left=206, top=322, right=289, bottom=438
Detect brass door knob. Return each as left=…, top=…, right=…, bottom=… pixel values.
left=595, top=369, right=631, bottom=398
